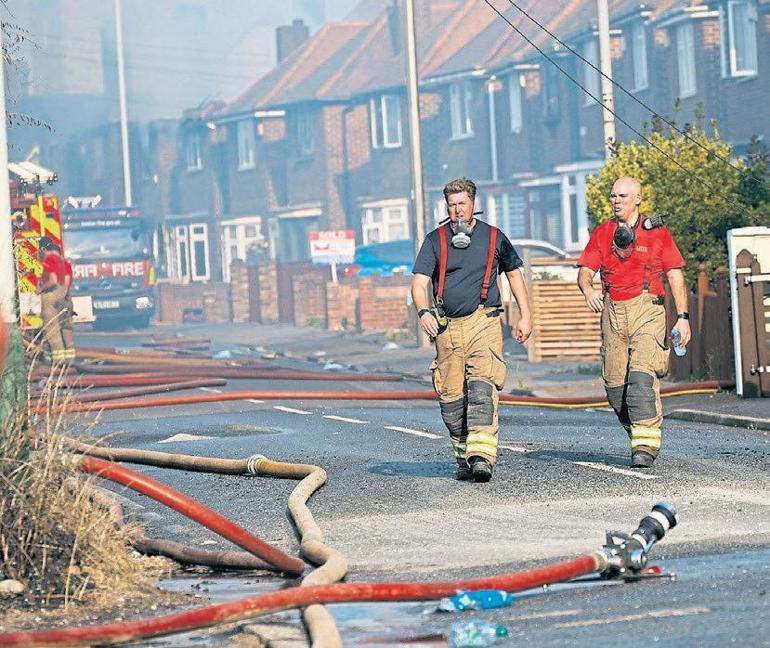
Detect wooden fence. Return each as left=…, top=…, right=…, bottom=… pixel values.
left=528, top=280, right=601, bottom=362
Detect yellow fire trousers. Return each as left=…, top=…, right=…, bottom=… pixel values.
left=40, top=285, right=75, bottom=362
left=601, top=292, right=670, bottom=458
left=430, top=306, right=506, bottom=465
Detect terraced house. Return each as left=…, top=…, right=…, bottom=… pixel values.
left=162, top=0, right=768, bottom=282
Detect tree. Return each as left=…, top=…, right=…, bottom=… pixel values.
left=585, top=119, right=767, bottom=282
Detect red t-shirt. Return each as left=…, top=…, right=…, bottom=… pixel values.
left=41, top=252, right=72, bottom=289
left=577, top=218, right=684, bottom=301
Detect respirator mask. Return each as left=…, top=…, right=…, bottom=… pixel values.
left=450, top=217, right=475, bottom=249
left=612, top=222, right=636, bottom=260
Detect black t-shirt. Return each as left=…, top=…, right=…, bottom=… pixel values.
left=412, top=220, right=523, bottom=317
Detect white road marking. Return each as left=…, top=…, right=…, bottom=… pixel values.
left=198, top=387, right=222, bottom=394
left=554, top=606, right=711, bottom=628
left=323, top=415, right=368, bottom=424
left=274, top=405, right=312, bottom=415
left=247, top=399, right=264, bottom=404
left=573, top=461, right=660, bottom=480
left=384, top=425, right=442, bottom=439
left=499, top=444, right=529, bottom=453
left=158, top=433, right=214, bottom=444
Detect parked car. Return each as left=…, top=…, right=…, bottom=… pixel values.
left=343, top=238, right=576, bottom=278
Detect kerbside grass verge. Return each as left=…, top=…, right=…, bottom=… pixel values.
left=0, top=358, right=176, bottom=625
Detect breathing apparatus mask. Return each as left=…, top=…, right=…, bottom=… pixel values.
left=612, top=214, right=665, bottom=260
left=449, top=211, right=483, bottom=249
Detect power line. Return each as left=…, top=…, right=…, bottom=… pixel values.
left=502, top=0, right=769, bottom=193
left=482, top=0, right=757, bottom=217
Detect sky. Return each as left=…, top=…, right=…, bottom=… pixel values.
left=3, top=0, right=369, bottom=122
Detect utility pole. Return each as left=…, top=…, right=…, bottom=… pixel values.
left=404, top=0, right=429, bottom=347
left=596, top=0, right=616, bottom=158
left=115, top=0, right=133, bottom=206
left=405, top=0, right=426, bottom=248
left=0, top=27, right=16, bottom=324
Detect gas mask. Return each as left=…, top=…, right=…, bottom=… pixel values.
left=612, top=222, right=635, bottom=260
left=450, top=218, right=475, bottom=249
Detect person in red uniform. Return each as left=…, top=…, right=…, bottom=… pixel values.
left=39, top=236, right=75, bottom=362
left=577, top=176, right=691, bottom=468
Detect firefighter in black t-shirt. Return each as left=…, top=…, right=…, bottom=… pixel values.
left=411, top=178, right=532, bottom=482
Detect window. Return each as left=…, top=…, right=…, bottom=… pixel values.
left=369, top=95, right=402, bottom=148
left=174, top=225, right=189, bottom=279
left=237, top=119, right=256, bottom=170
left=186, top=133, right=202, bottom=171
left=362, top=204, right=409, bottom=245
left=724, top=1, right=758, bottom=77
left=542, top=65, right=561, bottom=122
left=676, top=22, right=696, bottom=98
left=508, top=73, right=523, bottom=134
left=449, top=81, right=473, bottom=139
left=582, top=39, right=600, bottom=105
left=189, top=223, right=210, bottom=281
left=494, top=192, right=527, bottom=238
left=297, top=110, right=314, bottom=155
left=221, top=218, right=264, bottom=281
left=632, top=22, right=649, bottom=91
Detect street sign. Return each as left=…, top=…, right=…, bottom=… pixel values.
left=309, top=230, right=355, bottom=265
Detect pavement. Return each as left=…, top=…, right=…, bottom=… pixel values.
left=116, top=321, right=769, bottom=431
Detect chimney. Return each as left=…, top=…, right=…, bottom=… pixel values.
left=276, top=18, right=310, bottom=64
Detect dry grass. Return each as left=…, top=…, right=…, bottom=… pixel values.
left=0, top=360, right=167, bottom=613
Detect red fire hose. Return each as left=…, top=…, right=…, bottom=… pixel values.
left=0, top=553, right=604, bottom=646
left=79, top=456, right=305, bottom=576
left=58, top=381, right=731, bottom=414
left=32, top=379, right=228, bottom=404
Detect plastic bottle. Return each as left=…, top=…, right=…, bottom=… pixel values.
left=438, top=590, right=515, bottom=612
left=448, top=619, right=509, bottom=647
left=670, top=328, right=687, bottom=357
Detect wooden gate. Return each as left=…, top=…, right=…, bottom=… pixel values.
left=735, top=249, right=770, bottom=397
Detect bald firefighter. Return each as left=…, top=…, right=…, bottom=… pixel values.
left=577, top=176, right=691, bottom=468
left=411, top=178, right=532, bottom=482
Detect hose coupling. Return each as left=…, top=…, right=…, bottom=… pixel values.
left=246, top=454, right=267, bottom=475
left=599, top=501, right=678, bottom=578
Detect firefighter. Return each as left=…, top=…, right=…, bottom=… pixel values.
left=38, top=236, right=75, bottom=362
left=411, top=178, right=533, bottom=482
left=577, top=176, right=691, bottom=468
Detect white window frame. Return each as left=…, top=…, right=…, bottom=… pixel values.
left=582, top=39, right=600, bottom=105
left=723, top=1, right=759, bottom=77
left=174, top=225, right=190, bottom=280
left=508, top=73, right=523, bottom=134
left=189, top=223, right=210, bottom=282
left=361, top=202, right=409, bottom=245
left=221, top=217, right=264, bottom=282
left=186, top=134, right=202, bottom=171
left=297, top=110, right=314, bottom=155
left=632, top=22, right=649, bottom=91
left=676, top=22, right=696, bottom=99
left=449, top=81, right=473, bottom=139
left=369, top=94, right=403, bottom=149
left=236, top=119, right=256, bottom=170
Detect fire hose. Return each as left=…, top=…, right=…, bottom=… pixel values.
left=54, top=380, right=731, bottom=414
left=0, top=500, right=678, bottom=647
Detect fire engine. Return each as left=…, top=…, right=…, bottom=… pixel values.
left=61, top=198, right=156, bottom=329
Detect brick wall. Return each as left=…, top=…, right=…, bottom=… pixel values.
left=292, top=271, right=329, bottom=327
left=254, top=261, right=279, bottom=324
left=326, top=281, right=359, bottom=331
left=358, top=275, right=412, bottom=332
left=230, top=260, right=250, bottom=323
left=156, top=281, right=230, bottom=323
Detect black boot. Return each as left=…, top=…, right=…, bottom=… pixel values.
left=455, top=462, right=473, bottom=481
left=469, top=456, right=493, bottom=482
left=631, top=450, right=655, bottom=468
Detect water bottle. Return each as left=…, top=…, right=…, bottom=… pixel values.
left=438, top=590, right=515, bottom=612
left=670, top=328, right=687, bottom=357
left=449, top=619, right=509, bottom=647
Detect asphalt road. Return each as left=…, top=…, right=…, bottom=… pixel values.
left=68, top=329, right=769, bottom=647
